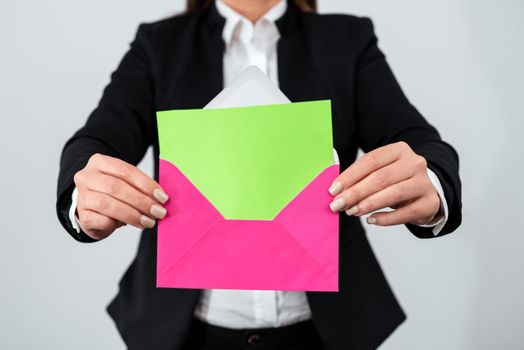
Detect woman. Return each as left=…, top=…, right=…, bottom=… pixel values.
left=56, top=0, right=462, bottom=349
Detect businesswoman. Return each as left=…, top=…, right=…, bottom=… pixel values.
left=56, top=0, right=462, bottom=349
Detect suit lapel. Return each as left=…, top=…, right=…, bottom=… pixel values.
left=170, top=6, right=225, bottom=109
left=276, top=5, right=330, bottom=102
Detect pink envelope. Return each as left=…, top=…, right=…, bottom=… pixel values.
left=157, top=159, right=339, bottom=291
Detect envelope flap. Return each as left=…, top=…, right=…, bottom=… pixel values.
left=158, top=219, right=337, bottom=291
left=157, top=159, right=223, bottom=279
left=157, top=100, right=333, bottom=220
left=275, top=164, right=340, bottom=277
left=205, top=66, right=290, bottom=108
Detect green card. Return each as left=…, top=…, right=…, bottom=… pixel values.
left=157, top=100, right=333, bottom=220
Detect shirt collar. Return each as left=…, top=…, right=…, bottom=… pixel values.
left=215, top=0, right=287, bottom=47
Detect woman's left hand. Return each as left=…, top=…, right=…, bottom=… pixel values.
left=328, top=141, right=441, bottom=226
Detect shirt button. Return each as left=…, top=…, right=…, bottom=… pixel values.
left=247, top=333, right=260, bottom=346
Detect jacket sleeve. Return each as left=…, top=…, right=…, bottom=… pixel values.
left=354, top=17, right=462, bottom=238
left=56, top=24, right=156, bottom=242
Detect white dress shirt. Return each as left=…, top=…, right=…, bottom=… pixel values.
left=69, top=0, right=449, bottom=329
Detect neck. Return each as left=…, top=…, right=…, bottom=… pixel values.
left=221, top=0, right=282, bottom=23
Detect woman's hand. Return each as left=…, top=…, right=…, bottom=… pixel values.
left=73, top=153, right=169, bottom=240
left=328, top=141, right=441, bottom=226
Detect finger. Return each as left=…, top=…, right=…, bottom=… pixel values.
left=366, top=196, right=438, bottom=226
left=328, top=142, right=408, bottom=196
left=346, top=178, right=422, bottom=217
left=80, top=190, right=156, bottom=229
left=390, top=199, right=414, bottom=210
left=77, top=209, right=121, bottom=239
left=334, top=159, right=415, bottom=212
left=88, top=154, right=169, bottom=203
left=86, top=172, right=167, bottom=219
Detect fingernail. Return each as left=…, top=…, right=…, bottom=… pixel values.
left=328, top=181, right=343, bottom=196
left=140, top=215, right=156, bottom=228
left=345, top=205, right=359, bottom=216
left=150, top=204, right=167, bottom=219
left=367, top=216, right=377, bottom=225
left=153, top=188, right=169, bottom=204
left=329, top=197, right=346, bottom=212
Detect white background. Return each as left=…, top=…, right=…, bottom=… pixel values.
left=1, top=0, right=523, bottom=348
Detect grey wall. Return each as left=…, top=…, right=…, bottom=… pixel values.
left=1, top=0, right=523, bottom=348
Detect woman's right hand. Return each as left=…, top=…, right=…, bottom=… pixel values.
left=73, top=153, right=169, bottom=240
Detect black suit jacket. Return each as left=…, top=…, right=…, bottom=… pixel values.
left=56, top=2, right=462, bottom=349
